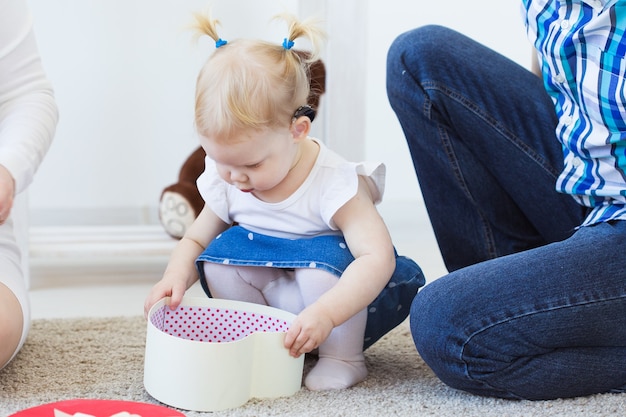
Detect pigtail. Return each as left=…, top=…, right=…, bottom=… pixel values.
left=191, top=10, right=227, bottom=48
left=274, top=13, right=325, bottom=62
left=271, top=13, right=326, bottom=120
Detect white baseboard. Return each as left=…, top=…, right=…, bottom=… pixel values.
left=29, top=206, right=161, bottom=227
left=29, top=224, right=177, bottom=289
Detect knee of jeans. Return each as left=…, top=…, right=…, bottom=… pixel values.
left=409, top=284, right=458, bottom=363
left=386, top=25, right=462, bottom=107
left=388, top=25, right=459, bottom=67
left=409, top=287, right=479, bottom=391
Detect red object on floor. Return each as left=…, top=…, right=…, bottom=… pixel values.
left=8, top=399, right=185, bottom=417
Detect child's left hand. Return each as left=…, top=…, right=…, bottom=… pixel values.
left=284, top=303, right=335, bottom=357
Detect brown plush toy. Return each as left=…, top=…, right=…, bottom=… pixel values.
left=159, top=52, right=326, bottom=238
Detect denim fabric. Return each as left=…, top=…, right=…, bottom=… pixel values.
left=386, top=25, right=626, bottom=399
left=196, top=225, right=425, bottom=349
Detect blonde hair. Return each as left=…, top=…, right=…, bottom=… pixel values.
left=192, top=11, right=326, bottom=140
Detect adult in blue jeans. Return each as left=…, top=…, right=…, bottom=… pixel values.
left=386, top=1, right=626, bottom=401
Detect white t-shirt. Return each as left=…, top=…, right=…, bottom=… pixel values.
left=197, top=138, right=385, bottom=239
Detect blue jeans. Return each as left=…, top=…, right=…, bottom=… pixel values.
left=386, top=26, right=626, bottom=400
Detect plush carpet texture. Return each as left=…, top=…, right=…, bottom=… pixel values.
left=0, top=316, right=623, bottom=416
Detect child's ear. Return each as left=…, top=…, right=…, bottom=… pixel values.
left=290, top=116, right=311, bottom=139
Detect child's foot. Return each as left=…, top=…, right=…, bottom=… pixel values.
left=304, top=357, right=368, bottom=390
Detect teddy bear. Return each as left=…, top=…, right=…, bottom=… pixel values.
left=159, top=52, right=326, bottom=238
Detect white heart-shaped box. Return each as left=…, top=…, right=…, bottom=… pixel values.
left=144, top=296, right=304, bottom=412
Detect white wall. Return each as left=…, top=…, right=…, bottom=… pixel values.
left=25, top=0, right=529, bottom=226
left=26, top=0, right=306, bottom=225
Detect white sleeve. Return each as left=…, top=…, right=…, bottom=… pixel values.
left=196, top=156, right=232, bottom=224
left=0, top=0, right=58, bottom=194
left=321, top=160, right=386, bottom=230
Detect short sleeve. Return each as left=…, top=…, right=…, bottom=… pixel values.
left=196, top=156, right=231, bottom=224
left=320, top=160, right=386, bottom=229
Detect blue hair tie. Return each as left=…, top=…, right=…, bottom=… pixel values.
left=215, top=38, right=228, bottom=48
left=282, top=38, right=294, bottom=50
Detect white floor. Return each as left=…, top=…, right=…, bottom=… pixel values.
left=28, top=201, right=447, bottom=320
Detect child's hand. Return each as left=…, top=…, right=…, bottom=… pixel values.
left=284, top=303, right=335, bottom=357
left=143, top=276, right=187, bottom=319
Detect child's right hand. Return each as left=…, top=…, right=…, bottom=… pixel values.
left=143, top=275, right=188, bottom=319
left=144, top=206, right=228, bottom=318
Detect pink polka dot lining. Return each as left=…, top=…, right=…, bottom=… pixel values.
left=150, top=305, right=290, bottom=343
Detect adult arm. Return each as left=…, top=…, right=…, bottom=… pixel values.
left=0, top=0, right=58, bottom=200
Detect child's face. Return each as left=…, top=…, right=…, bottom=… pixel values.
left=201, top=127, right=299, bottom=198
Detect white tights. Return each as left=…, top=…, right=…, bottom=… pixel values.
left=203, top=263, right=368, bottom=390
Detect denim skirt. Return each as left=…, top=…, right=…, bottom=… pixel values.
left=196, top=226, right=425, bottom=349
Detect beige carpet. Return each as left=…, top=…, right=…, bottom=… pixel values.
left=0, top=316, right=623, bottom=417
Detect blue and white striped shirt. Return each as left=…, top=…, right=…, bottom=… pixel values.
left=522, top=0, right=626, bottom=226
